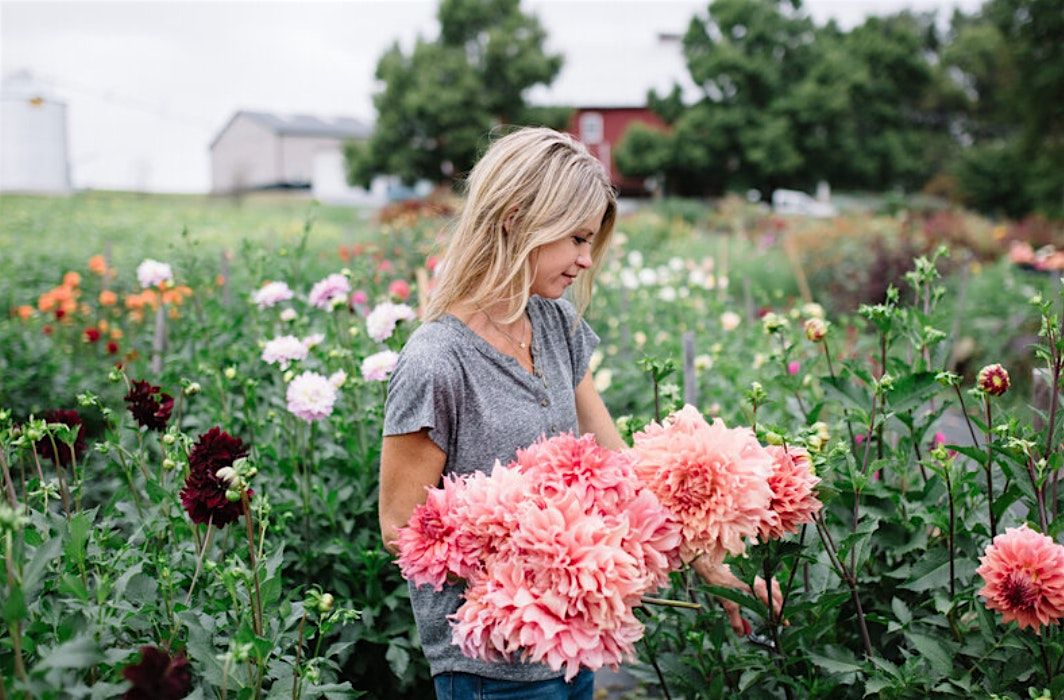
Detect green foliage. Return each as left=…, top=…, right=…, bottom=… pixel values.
left=347, top=0, right=563, bottom=187
left=3, top=193, right=1064, bottom=697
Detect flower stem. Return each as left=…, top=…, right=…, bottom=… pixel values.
left=292, top=611, right=307, bottom=700
left=45, top=434, right=71, bottom=520
left=184, top=518, right=213, bottom=606
left=4, top=532, right=27, bottom=683
left=639, top=596, right=701, bottom=610
left=944, top=466, right=956, bottom=599
left=0, top=450, right=17, bottom=506
left=242, top=492, right=264, bottom=636
left=983, top=396, right=997, bottom=538
left=813, top=515, right=873, bottom=657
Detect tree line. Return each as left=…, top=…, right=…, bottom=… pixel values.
left=347, top=0, right=1063, bottom=219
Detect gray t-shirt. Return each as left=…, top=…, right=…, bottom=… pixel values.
left=383, top=295, right=600, bottom=681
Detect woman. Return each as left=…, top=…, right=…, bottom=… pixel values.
left=378, top=127, right=769, bottom=699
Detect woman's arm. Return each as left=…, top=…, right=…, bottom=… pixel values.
left=574, top=368, right=625, bottom=449
left=378, top=429, right=447, bottom=555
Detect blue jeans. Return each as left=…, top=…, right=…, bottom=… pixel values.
left=433, top=669, right=594, bottom=700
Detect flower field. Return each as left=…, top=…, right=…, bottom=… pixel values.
left=2, top=191, right=1064, bottom=698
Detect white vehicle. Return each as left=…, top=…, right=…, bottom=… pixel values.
left=771, top=188, right=837, bottom=218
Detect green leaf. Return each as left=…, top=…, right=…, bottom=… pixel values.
left=385, top=643, right=410, bottom=678
left=890, top=597, right=912, bottom=626
left=906, top=631, right=954, bottom=675
left=34, top=634, right=103, bottom=670
left=886, top=372, right=940, bottom=412
left=64, top=510, right=94, bottom=569
left=808, top=649, right=864, bottom=675
left=2, top=581, right=26, bottom=623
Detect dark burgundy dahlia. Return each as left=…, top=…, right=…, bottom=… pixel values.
left=180, top=427, right=250, bottom=527
left=124, top=380, right=174, bottom=431
left=122, top=645, right=192, bottom=700
left=35, top=409, right=86, bottom=467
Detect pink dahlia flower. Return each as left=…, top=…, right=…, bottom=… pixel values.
left=759, top=445, right=822, bottom=539
left=397, top=433, right=681, bottom=679
left=250, top=281, right=294, bottom=309
left=308, top=273, right=351, bottom=309
left=285, top=371, right=337, bottom=422
left=361, top=350, right=399, bottom=382
left=629, top=405, right=774, bottom=563
left=977, top=524, right=1064, bottom=633
left=261, top=335, right=308, bottom=370
left=366, top=302, right=417, bottom=342
left=396, top=476, right=482, bottom=590
left=388, top=279, right=412, bottom=301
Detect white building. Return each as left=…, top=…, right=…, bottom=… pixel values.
left=0, top=71, right=72, bottom=194
left=209, top=110, right=373, bottom=200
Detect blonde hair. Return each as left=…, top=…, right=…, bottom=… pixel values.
left=425, top=126, right=617, bottom=324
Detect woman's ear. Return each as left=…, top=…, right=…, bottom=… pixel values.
left=502, top=209, right=520, bottom=236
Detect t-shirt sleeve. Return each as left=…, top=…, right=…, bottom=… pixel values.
left=382, top=342, right=458, bottom=454
left=555, top=297, right=600, bottom=387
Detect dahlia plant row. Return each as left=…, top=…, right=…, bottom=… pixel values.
left=3, top=206, right=1064, bottom=698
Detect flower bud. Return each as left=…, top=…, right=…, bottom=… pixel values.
left=804, top=318, right=827, bottom=342
left=318, top=593, right=335, bottom=613
left=224, top=367, right=237, bottom=380
left=216, top=466, right=238, bottom=484
left=108, top=368, right=123, bottom=383
left=162, top=433, right=176, bottom=445
left=977, top=364, right=1010, bottom=396
left=225, top=489, right=242, bottom=503
left=184, top=382, right=201, bottom=396
left=162, top=458, right=176, bottom=471
left=283, top=369, right=295, bottom=383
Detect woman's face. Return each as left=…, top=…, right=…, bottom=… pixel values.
left=528, top=207, right=606, bottom=299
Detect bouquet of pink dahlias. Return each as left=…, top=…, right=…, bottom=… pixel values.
left=628, top=405, right=777, bottom=563
left=396, top=433, right=682, bottom=680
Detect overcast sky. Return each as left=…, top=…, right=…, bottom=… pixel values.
left=2, top=0, right=983, bottom=193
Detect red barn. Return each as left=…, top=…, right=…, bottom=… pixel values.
left=566, top=107, right=668, bottom=196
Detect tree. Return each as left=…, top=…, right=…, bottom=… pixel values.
left=347, top=0, right=564, bottom=187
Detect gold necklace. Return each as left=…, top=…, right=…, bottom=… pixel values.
left=479, top=308, right=529, bottom=351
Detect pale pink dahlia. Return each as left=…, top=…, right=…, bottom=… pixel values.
left=308, top=273, right=351, bottom=309
left=136, top=259, right=173, bottom=289
left=629, top=405, right=775, bottom=563
left=285, top=371, right=337, bottom=422
left=511, top=432, right=637, bottom=512
left=759, top=445, right=822, bottom=540
left=361, top=350, right=399, bottom=382
left=366, top=302, right=417, bottom=342
left=251, top=281, right=294, bottom=309
left=261, top=335, right=308, bottom=370
left=977, top=525, right=1064, bottom=633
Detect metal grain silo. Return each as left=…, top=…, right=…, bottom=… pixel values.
left=1, top=70, right=72, bottom=194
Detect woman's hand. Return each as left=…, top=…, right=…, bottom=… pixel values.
left=690, top=557, right=785, bottom=635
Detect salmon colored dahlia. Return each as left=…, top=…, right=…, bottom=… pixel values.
left=759, top=445, right=822, bottom=540
left=629, top=405, right=775, bottom=563
left=977, top=525, right=1064, bottom=633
